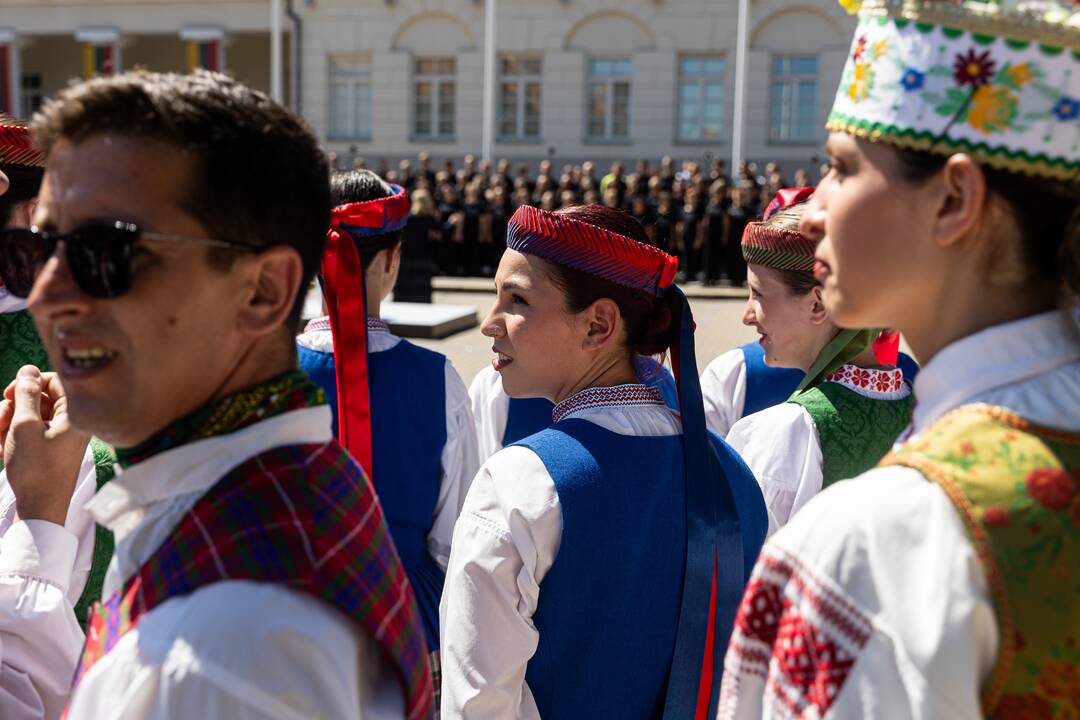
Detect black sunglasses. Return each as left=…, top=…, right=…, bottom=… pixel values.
left=0, top=221, right=258, bottom=299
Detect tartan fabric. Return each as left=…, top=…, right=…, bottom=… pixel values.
left=740, top=223, right=817, bottom=272
left=0, top=115, right=44, bottom=167
left=69, top=440, right=434, bottom=720
left=114, top=370, right=324, bottom=468
left=506, top=205, right=679, bottom=296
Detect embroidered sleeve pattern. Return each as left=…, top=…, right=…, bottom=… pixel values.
left=718, top=544, right=873, bottom=719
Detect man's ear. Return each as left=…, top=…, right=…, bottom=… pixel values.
left=581, top=298, right=622, bottom=351
left=237, top=246, right=303, bottom=337
left=808, top=286, right=829, bottom=326
left=930, top=153, right=986, bottom=250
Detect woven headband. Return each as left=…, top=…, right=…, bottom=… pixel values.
left=0, top=117, right=44, bottom=168
left=506, top=205, right=679, bottom=296
left=329, top=183, right=410, bottom=240
left=741, top=187, right=817, bottom=272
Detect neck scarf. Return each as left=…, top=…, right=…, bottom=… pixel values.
left=115, top=370, right=323, bottom=469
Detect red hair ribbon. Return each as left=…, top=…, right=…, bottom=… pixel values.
left=872, top=329, right=901, bottom=366
left=321, top=185, right=410, bottom=479
left=321, top=230, right=373, bottom=479
left=330, top=184, right=410, bottom=236
left=762, top=186, right=815, bottom=221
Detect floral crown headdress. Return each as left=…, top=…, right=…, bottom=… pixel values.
left=830, top=0, right=1080, bottom=180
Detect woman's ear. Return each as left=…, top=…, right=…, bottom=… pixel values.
left=582, top=298, right=622, bottom=350
left=808, top=286, right=829, bottom=326
left=931, top=153, right=986, bottom=250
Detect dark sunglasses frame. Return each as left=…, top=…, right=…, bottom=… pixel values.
left=0, top=220, right=258, bottom=299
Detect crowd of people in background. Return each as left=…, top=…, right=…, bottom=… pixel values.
left=327, top=149, right=818, bottom=286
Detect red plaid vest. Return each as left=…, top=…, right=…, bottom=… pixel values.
left=67, top=440, right=434, bottom=720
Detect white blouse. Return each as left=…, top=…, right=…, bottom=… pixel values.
left=718, top=310, right=1080, bottom=719
left=700, top=348, right=748, bottom=439
left=0, top=447, right=98, bottom=720
left=726, top=363, right=910, bottom=535
left=439, top=386, right=682, bottom=720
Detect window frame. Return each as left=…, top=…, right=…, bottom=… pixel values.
left=769, top=54, right=820, bottom=146
left=327, top=54, right=373, bottom=141
left=585, top=56, right=633, bottom=144
left=498, top=56, right=543, bottom=143
left=676, top=54, right=726, bottom=144
left=412, top=56, right=456, bottom=142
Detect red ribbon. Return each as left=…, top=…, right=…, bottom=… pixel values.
left=763, top=186, right=815, bottom=221
left=330, top=185, right=411, bottom=233
left=872, top=329, right=901, bottom=366
left=321, top=227, right=373, bottom=478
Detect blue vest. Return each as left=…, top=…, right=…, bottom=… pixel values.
left=502, top=357, right=679, bottom=447
left=297, top=336, right=447, bottom=650
left=515, top=420, right=766, bottom=720
left=739, top=341, right=920, bottom=417
left=740, top=342, right=804, bottom=417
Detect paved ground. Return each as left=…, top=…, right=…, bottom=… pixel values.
left=410, top=289, right=759, bottom=385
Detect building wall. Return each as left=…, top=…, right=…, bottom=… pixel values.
left=302, top=0, right=857, bottom=172
left=0, top=0, right=858, bottom=173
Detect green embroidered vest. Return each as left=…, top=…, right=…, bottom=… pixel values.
left=72, top=439, right=116, bottom=628
left=880, top=404, right=1080, bottom=718
left=789, top=381, right=914, bottom=488
left=0, top=310, right=49, bottom=384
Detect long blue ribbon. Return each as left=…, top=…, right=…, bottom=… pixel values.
left=662, top=286, right=743, bottom=720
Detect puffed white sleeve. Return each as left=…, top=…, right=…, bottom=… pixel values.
left=428, top=360, right=481, bottom=571
left=726, top=403, right=823, bottom=535
left=701, top=349, right=747, bottom=439
left=468, top=365, right=510, bottom=466
left=719, top=467, right=996, bottom=719
left=438, top=446, right=562, bottom=720
left=0, top=445, right=98, bottom=720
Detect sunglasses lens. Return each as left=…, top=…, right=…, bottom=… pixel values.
left=0, top=228, right=50, bottom=299
left=69, top=225, right=136, bottom=299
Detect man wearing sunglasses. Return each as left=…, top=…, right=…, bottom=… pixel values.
left=2, top=71, right=433, bottom=718
left=0, top=115, right=115, bottom=720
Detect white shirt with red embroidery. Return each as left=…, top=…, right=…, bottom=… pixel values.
left=725, top=363, right=910, bottom=535
left=718, top=310, right=1080, bottom=719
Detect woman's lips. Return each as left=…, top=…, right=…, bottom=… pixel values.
left=814, top=259, right=831, bottom=281
left=492, top=350, right=513, bottom=371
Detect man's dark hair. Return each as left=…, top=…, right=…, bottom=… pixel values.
left=0, top=164, right=43, bottom=227
left=330, top=169, right=402, bottom=272
left=31, top=70, right=330, bottom=327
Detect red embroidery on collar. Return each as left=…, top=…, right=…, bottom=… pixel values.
left=551, top=384, right=665, bottom=424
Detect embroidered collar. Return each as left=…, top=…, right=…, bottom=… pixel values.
left=114, top=370, right=324, bottom=469
left=824, top=363, right=910, bottom=401
left=552, top=383, right=665, bottom=424
left=304, top=316, right=331, bottom=333
left=302, top=316, right=390, bottom=334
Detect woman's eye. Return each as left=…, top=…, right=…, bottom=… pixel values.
left=511, top=294, right=528, bottom=306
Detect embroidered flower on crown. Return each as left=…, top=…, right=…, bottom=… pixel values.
left=1053, top=96, right=1080, bottom=121
left=901, top=68, right=925, bottom=91
left=853, top=35, right=868, bottom=61
left=953, top=49, right=996, bottom=88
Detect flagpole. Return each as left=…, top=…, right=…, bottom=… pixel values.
left=481, top=0, right=497, bottom=164
left=731, top=0, right=750, bottom=174
left=270, top=0, right=284, bottom=102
